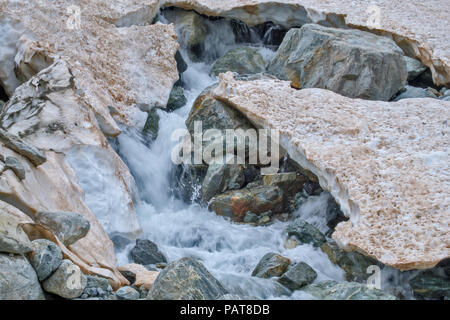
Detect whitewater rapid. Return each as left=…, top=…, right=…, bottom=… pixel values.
left=109, top=14, right=351, bottom=299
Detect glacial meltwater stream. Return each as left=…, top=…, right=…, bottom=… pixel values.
left=109, top=11, right=410, bottom=300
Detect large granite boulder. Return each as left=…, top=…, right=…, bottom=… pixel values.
left=209, top=186, right=284, bottom=222
left=29, top=239, right=63, bottom=281
left=321, top=241, right=380, bottom=282
left=146, top=257, right=228, bottom=300
left=251, top=252, right=291, bottom=279
left=0, top=253, right=45, bottom=300
left=210, top=47, right=266, bottom=77
left=0, top=212, right=32, bottom=255
left=302, top=281, right=397, bottom=300
left=278, top=262, right=317, bottom=290
left=267, top=24, right=407, bottom=100
left=42, top=259, right=87, bottom=299
left=35, top=211, right=90, bottom=247
left=285, top=219, right=326, bottom=248
left=409, top=271, right=450, bottom=300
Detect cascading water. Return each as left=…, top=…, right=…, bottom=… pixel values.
left=111, top=10, right=412, bottom=300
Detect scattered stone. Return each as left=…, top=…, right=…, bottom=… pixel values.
left=302, top=280, right=397, bottom=300
left=85, top=275, right=111, bottom=293
left=320, top=241, right=380, bottom=282
left=409, top=271, right=450, bottom=299
left=138, top=285, right=149, bottom=299
left=209, top=186, right=284, bottom=222
left=130, top=239, right=167, bottom=265
left=35, top=211, right=90, bottom=246
left=392, top=85, right=438, bottom=101
left=0, top=253, right=45, bottom=300
left=143, top=108, right=160, bottom=140
left=167, top=86, right=187, bottom=112
left=210, top=47, right=266, bottom=77
left=0, top=129, right=46, bottom=166
left=42, top=259, right=87, bottom=299
left=4, top=156, right=25, bottom=180
left=278, top=262, right=317, bottom=290
left=0, top=213, right=32, bottom=255
left=118, top=263, right=159, bottom=290
left=251, top=252, right=291, bottom=279
left=116, top=286, right=140, bottom=300
left=155, top=263, right=167, bottom=269
left=147, top=257, right=228, bottom=300
left=243, top=211, right=272, bottom=226
left=268, top=24, right=407, bottom=100
left=202, top=161, right=245, bottom=202
left=29, top=239, right=63, bottom=281
left=325, top=197, right=347, bottom=231
left=285, top=219, right=326, bottom=248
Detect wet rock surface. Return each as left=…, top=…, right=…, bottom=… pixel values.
left=252, top=253, right=291, bottom=279
left=147, top=257, right=228, bottom=300
left=278, top=262, right=317, bottom=290
left=130, top=239, right=167, bottom=266
left=285, top=219, right=326, bottom=248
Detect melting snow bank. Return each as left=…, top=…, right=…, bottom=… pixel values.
left=212, top=72, right=450, bottom=270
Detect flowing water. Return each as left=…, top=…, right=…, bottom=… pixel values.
left=110, top=12, right=412, bottom=299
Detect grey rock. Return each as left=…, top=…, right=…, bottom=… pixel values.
left=0, top=100, right=4, bottom=111
left=119, top=270, right=136, bottom=284
left=116, top=286, right=140, bottom=300
left=35, top=211, right=90, bottom=246
left=243, top=211, right=272, bottom=226
left=251, top=252, right=291, bottom=279
left=143, top=108, right=160, bottom=140
left=210, top=47, right=266, bottom=77
left=0, top=213, right=33, bottom=255
left=175, top=50, right=188, bottom=74
left=325, top=197, right=347, bottom=231
left=167, top=86, right=187, bottom=112
left=29, top=239, right=63, bottom=281
left=268, top=24, right=407, bottom=101
left=320, top=240, right=380, bottom=282
left=0, top=129, right=46, bottom=166
left=164, top=9, right=209, bottom=61
left=285, top=219, right=326, bottom=247
left=302, top=280, right=397, bottom=300
left=147, top=257, right=228, bottom=300
left=4, top=156, right=25, bottom=180
left=209, top=186, right=284, bottom=222
left=185, top=85, right=255, bottom=150
left=393, top=85, right=438, bottom=101
left=0, top=253, right=45, bottom=300
left=42, top=259, right=87, bottom=299
left=409, top=271, right=450, bottom=300
left=110, top=234, right=132, bottom=251
left=403, top=56, right=427, bottom=81
left=263, top=172, right=308, bottom=210
left=97, top=288, right=105, bottom=296
left=130, top=239, right=167, bottom=265
left=175, top=163, right=209, bottom=203
left=278, top=262, right=317, bottom=290
left=85, top=275, right=111, bottom=293
left=201, top=161, right=245, bottom=202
